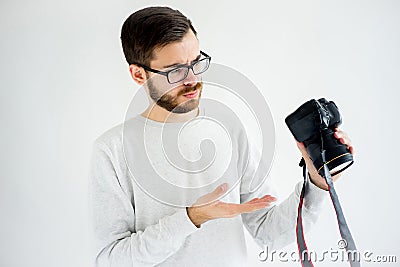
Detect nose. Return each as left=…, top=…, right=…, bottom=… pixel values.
left=183, top=68, right=198, bottom=87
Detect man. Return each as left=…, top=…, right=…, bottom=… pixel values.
left=88, top=6, right=354, bottom=266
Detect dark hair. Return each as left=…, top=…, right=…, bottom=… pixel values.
left=120, top=6, right=197, bottom=66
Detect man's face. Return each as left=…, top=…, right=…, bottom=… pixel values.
left=146, top=30, right=203, bottom=114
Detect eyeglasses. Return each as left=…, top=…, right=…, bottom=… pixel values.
left=135, top=51, right=211, bottom=84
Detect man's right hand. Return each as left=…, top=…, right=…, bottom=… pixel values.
left=186, top=183, right=276, bottom=227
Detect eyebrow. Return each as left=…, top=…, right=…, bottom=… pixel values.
left=162, top=54, right=202, bottom=69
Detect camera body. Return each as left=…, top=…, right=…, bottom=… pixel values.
left=285, top=98, right=353, bottom=176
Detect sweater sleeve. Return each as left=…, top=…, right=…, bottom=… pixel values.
left=240, top=177, right=327, bottom=250
left=237, top=131, right=327, bottom=250
left=88, top=141, right=199, bottom=267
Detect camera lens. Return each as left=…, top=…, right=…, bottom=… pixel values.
left=305, top=129, right=353, bottom=176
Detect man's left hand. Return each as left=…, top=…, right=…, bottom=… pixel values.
left=296, top=128, right=355, bottom=191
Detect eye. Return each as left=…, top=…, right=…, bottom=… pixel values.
left=193, top=58, right=210, bottom=74
left=169, top=67, right=187, bottom=75
left=167, top=67, right=189, bottom=83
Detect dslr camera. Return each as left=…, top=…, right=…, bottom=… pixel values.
left=285, top=98, right=353, bottom=176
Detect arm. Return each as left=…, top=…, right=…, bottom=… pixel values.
left=240, top=177, right=327, bottom=250
left=88, top=141, right=199, bottom=267
left=237, top=130, right=327, bottom=250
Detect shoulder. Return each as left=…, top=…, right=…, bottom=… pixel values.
left=91, top=117, right=143, bottom=157
left=92, top=122, right=124, bottom=153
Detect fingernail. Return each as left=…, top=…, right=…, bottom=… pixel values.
left=221, top=183, right=227, bottom=191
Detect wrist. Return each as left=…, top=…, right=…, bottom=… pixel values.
left=186, top=207, right=206, bottom=228
left=309, top=173, right=329, bottom=191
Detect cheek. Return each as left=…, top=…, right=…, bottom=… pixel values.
left=150, top=78, right=173, bottom=95
left=162, top=86, right=184, bottom=100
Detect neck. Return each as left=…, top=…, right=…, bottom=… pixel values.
left=141, top=103, right=199, bottom=123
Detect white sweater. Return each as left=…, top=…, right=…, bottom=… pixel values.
left=88, top=105, right=327, bottom=267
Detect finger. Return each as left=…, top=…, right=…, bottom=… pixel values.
left=297, top=143, right=314, bottom=167
left=217, top=201, right=274, bottom=218
left=339, top=137, right=352, bottom=148
left=245, top=198, right=267, bottom=204
left=258, top=195, right=277, bottom=202
left=333, top=133, right=354, bottom=156
left=334, top=131, right=352, bottom=145
left=249, top=195, right=275, bottom=202
left=234, top=201, right=273, bottom=212
left=240, top=202, right=273, bottom=212
left=296, top=140, right=305, bottom=151
left=334, top=130, right=345, bottom=139
left=244, top=200, right=275, bottom=207
left=245, top=198, right=260, bottom=205
left=259, top=194, right=276, bottom=201
left=296, top=141, right=309, bottom=159
left=334, top=127, right=342, bottom=133
left=245, top=195, right=276, bottom=204
left=296, top=141, right=316, bottom=169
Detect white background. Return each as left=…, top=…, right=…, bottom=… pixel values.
left=1, top=0, right=399, bottom=266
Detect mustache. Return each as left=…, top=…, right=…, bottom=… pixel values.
left=180, top=82, right=202, bottom=95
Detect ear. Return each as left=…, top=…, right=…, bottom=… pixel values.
left=129, top=64, right=147, bottom=85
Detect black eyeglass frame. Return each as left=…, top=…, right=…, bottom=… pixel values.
left=134, top=51, right=211, bottom=84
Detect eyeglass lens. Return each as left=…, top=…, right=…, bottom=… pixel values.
left=167, top=58, right=210, bottom=83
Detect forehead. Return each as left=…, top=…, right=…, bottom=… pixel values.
left=150, top=30, right=200, bottom=68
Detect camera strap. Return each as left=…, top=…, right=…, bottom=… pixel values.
left=296, top=152, right=360, bottom=267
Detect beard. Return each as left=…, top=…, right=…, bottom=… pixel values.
left=147, top=80, right=203, bottom=114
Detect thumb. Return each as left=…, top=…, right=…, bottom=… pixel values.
left=296, top=141, right=309, bottom=159
left=209, top=183, right=228, bottom=200
left=196, top=183, right=228, bottom=205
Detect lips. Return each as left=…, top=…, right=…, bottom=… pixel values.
left=183, top=90, right=198, bottom=98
